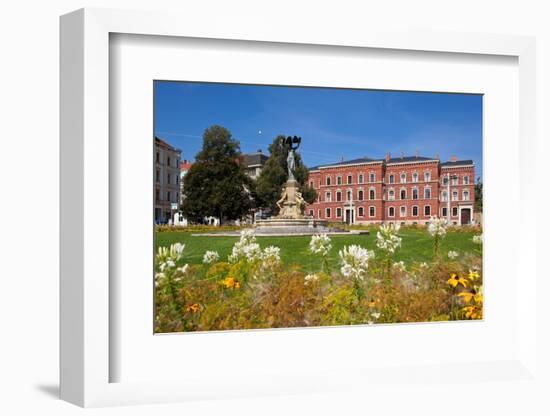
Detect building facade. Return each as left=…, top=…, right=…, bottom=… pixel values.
left=306, top=153, right=475, bottom=226
left=242, top=150, right=269, bottom=179
left=154, top=137, right=181, bottom=223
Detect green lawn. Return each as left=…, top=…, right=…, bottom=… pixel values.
left=155, top=227, right=481, bottom=273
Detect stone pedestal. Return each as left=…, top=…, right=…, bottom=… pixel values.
left=276, top=179, right=305, bottom=219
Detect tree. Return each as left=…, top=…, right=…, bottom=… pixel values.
left=474, top=177, right=483, bottom=212
left=255, top=135, right=317, bottom=214
left=180, top=125, right=255, bottom=224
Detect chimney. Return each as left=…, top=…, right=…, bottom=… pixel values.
left=450, top=155, right=457, bottom=162
left=385, top=152, right=391, bottom=162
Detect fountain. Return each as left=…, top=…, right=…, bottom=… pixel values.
left=253, top=136, right=336, bottom=235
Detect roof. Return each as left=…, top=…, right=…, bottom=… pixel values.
left=180, top=161, right=193, bottom=171
left=440, top=160, right=474, bottom=167
left=309, top=155, right=438, bottom=170
left=155, top=136, right=181, bottom=153
left=242, top=152, right=268, bottom=167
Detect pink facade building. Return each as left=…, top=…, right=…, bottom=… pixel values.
left=306, top=153, right=475, bottom=226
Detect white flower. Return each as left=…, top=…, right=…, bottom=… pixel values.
left=156, top=243, right=185, bottom=265
left=339, top=245, right=370, bottom=280
left=473, top=234, right=483, bottom=245
left=228, top=230, right=261, bottom=263
left=202, top=250, right=220, bottom=264
left=371, top=312, right=381, bottom=320
left=419, top=262, right=428, bottom=269
left=261, top=246, right=281, bottom=265
left=176, top=264, right=189, bottom=274
left=309, top=233, right=332, bottom=257
left=239, top=229, right=257, bottom=245
left=393, top=261, right=406, bottom=272
left=304, top=273, right=320, bottom=284
left=447, top=250, right=459, bottom=259
left=376, top=223, right=402, bottom=254
left=427, top=216, right=447, bottom=238
left=159, top=259, right=175, bottom=272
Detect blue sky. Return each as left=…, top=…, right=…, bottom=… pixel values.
left=154, top=81, right=483, bottom=179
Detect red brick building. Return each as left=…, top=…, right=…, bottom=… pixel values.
left=306, top=153, right=475, bottom=226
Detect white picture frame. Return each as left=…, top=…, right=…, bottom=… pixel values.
left=60, top=7, right=539, bottom=408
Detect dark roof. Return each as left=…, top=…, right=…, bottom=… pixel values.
left=309, top=157, right=380, bottom=171
left=309, top=155, right=438, bottom=170
left=242, top=152, right=268, bottom=167
left=154, top=136, right=181, bottom=153
left=387, top=156, right=435, bottom=164
left=441, top=160, right=474, bottom=167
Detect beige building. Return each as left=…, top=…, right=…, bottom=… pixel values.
left=154, top=137, right=181, bottom=223
left=242, top=151, right=268, bottom=179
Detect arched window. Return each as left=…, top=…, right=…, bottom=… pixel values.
left=388, top=207, right=395, bottom=217
left=347, top=190, right=352, bottom=201
left=463, top=190, right=470, bottom=201
left=400, top=173, right=406, bottom=183
left=389, top=174, right=395, bottom=184
left=369, top=172, right=376, bottom=182
left=412, top=206, right=419, bottom=216
left=369, top=206, right=375, bottom=217
left=336, top=208, right=342, bottom=218
left=336, top=191, right=342, bottom=202
left=424, top=171, right=431, bottom=182
left=325, top=192, right=331, bottom=202
left=326, top=176, right=331, bottom=186
left=424, top=187, right=431, bottom=199
left=337, top=175, right=342, bottom=185
left=424, top=205, right=431, bottom=216
left=358, top=190, right=364, bottom=201
left=441, top=190, right=448, bottom=201
left=412, top=172, right=418, bottom=183
left=400, top=188, right=407, bottom=200
left=388, top=189, right=395, bottom=201
left=369, top=188, right=375, bottom=200
left=400, top=206, right=406, bottom=217
left=326, top=208, right=331, bottom=218
left=358, top=207, right=364, bottom=217
left=412, top=188, right=418, bottom=200
left=358, top=174, right=364, bottom=184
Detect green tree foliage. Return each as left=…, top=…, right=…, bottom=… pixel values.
left=256, top=135, right=317, bottom=214
left=474, top=177, right=483, bottom=212
left=181, top=125, right=256, bottom=224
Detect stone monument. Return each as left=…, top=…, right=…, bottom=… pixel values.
left=254, top=136, right=333, bottom=235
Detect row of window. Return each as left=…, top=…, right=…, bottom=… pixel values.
left=312, top=205, right=435, bottom=219
left=441, top=189, right=470, bottom=202
left=320, top=187, right=437, bottom=202
left=155, top=170, right=180, bottom=185
left=155, top=189, right=179, bottom=203
left=315, top=172, right=471, bottom=187
left=155, top=152, right=179, bottom=168
left=442, top=175, right=470, bottom=185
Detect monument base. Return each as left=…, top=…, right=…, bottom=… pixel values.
left=254, top=217, right=336, bottom=235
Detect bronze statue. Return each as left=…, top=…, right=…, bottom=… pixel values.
left=280, top=135, right=301, bottom=181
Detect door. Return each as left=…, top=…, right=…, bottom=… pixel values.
left=460, top=208, right=471, bottom=225
left=345, top=209, right=354, bottom=225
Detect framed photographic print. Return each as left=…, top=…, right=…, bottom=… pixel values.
left=60, top=7, right=539, bottom=408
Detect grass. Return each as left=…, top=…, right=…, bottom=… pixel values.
left=155, top=226, right=481, bottom=273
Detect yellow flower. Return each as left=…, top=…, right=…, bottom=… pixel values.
left=463, top=305, right=482, bottom=319
left=458, top=291, right=474, bottom=303
left=468, top=270, right=480, bottom=281
left=185, top=303, right=201, bottom=313
left=220, top=276, right=240, bottom=289
left=447, top=273, right=468, bottom=288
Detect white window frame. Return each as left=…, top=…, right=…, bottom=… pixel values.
left=400, top=206, right=406, bottom=217
left=369, top=206, right=376, bottom=217
left=388, top=206, right=395, bottom=217
left=412, top=205, right=419, bottom=216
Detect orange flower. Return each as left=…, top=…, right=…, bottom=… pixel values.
left=185, top=303, right=201, bottom=313
left=220, top=276, right=240, bottom=289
